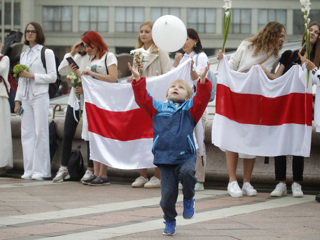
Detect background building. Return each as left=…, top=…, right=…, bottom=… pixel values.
left=1, top=0, right=320, bottom=60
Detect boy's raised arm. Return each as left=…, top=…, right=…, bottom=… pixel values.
left=199, top=62, right=210, bottom=83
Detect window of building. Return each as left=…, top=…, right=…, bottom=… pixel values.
left=115, top=7, right=144, bottom=32
left=79, top=7, right=108, bottom=32
left=187, top=8, right=216, bottom=33
left=258, top=9, right=286, bottom=30
left=151, top=8, right=180, bottom=22
left=293, top=10, right=320, bottom=35
left=0, top=2, right=20, bottom=26
left=42, top=6, right=72, bottom=32
left=230, top=9, right=251, bottom=34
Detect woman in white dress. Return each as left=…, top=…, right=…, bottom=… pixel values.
left=0, top=41, right=13, bottom=174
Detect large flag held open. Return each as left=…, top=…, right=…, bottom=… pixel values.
left=82, top=60, right=192, bottom=169
left=212, top=56, right=313, bottom=157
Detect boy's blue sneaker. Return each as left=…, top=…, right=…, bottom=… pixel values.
left=163, top=221, right=176, bottom=236
left=183, top=198, right=195, bottom=219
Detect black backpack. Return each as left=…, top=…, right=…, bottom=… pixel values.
left=40, top=47, right=61, bottom=99
left=67, top=145, right=85, bottom=181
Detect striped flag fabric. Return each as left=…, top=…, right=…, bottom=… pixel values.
left=82, top=59, right=192, bottom=169
left=212, top=56, right=313, bottom=157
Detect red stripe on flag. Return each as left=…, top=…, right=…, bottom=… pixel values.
left=86, top=102, right=153, bottom=141
left=216, top=84, right=313, bottom=126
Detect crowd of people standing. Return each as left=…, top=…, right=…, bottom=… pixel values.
left=1, top=18, right=320, bottom=235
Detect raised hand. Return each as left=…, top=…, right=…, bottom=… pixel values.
left=128, top=62, right=140, bottom=81
left=217, top=49, right=225, bottom=60
left=173, top=52, right=183, bottom=67
left=199, top=62, right=210, bottom=83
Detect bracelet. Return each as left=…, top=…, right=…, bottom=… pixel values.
left=312, top=67, right=318, bottom=75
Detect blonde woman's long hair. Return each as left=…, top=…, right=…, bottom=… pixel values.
left=246, top=21, right=285, bottom=57
left=136, top=21, right=159, bottom=54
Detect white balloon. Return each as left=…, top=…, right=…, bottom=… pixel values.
left=152, top=15, right=187, bottom=52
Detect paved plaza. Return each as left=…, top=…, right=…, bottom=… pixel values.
left=0, top=176, right=319, bottom=240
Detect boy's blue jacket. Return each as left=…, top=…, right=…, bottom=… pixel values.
left=132, top=77, right=212, bottom=165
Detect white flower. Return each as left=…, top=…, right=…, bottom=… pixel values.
left=223, top=0, right=232, bottom=10
left=223, top=0, right=232, bottom=9
left=225, top=11, right=230, bottom=17
left=300, top=0, right=311, bottom=6
left=130, top=49, right=149, bottom=60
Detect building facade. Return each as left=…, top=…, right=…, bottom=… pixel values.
left=1, top=0, right=320, bottom=59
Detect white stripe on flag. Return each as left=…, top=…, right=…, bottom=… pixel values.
left=89, top=132, right=155, bottom=169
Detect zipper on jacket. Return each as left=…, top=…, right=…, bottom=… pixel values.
left=187, top=135, right=196, bottom=154
left=152, top=135, right=159, bottom=153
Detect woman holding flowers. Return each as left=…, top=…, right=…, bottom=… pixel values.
left=14, top=22, right=57, bottom=180
left=128, top=21, right=171, bottom=189
left=172, top=28, right=209, bottom=191
left=217, top=21, right=286, bottom=197
left=52, top=34, right=93, bottom=183
left=261, top=22, right=320, bottom=198
left=0, top=40, right=13, bottom=174
left=71, top=30, right=118, bottom=186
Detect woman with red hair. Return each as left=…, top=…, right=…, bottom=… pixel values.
left=71, top=30, right=118, bottom=186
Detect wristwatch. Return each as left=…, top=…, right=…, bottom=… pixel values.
left=312, top=67, right=318, bottom=75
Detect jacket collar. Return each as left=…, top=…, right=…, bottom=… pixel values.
left=27, top=44, right=41, bottom=66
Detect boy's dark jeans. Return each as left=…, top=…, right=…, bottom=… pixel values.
left=159, top=160, right=197, bottom=222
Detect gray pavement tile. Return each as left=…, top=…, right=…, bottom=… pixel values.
left=0, top=177, right=319, bottom=240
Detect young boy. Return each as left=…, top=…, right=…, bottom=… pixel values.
left=129, top=62, right=212, bottom=236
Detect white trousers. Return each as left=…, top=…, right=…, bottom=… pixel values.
left=21, top=93, right=51, bottom=178
left=0, top=97, right=13, bottom=169
left=194, top=110, right=207, bottom=183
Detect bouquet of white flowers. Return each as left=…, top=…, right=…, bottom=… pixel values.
left=67, top=72, right=82, bottom=122
left=130, top=49, right=149, bottom=76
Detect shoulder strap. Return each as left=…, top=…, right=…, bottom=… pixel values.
left=286, top=51, right=295, bottom=68
left=41, top=47, right=47, bottom=72
left=104, top=52, right=109, bottom=75
left=0, top=55, right=10, bottom=95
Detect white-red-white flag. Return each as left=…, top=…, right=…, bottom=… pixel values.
left=212, top=56, right=313, bottom=157
left=82, top=60, right=192, bottom=169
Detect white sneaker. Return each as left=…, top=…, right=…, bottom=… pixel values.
left=292, top=182, right=304, bottom=198
left=132, top=176, right=148, bottom=188
left=270, top=183, right=287, bottom=197
left=81, top=170, right=94, bottom=183
left=144, top=176, right=161, bottom=188
left=52, top=167, right=70, bottom=183
left=242, top=182, right=257, bottom=196
left=227, top=181, right=243, bottom=197
left=194, top=182, right=204, bottom=191
left=21, top=174, right=32, bottom=180
left=31, top=175, right=44, bottom=181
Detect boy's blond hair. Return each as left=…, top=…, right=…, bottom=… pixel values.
left=166, top=79, right=193, bottom=100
